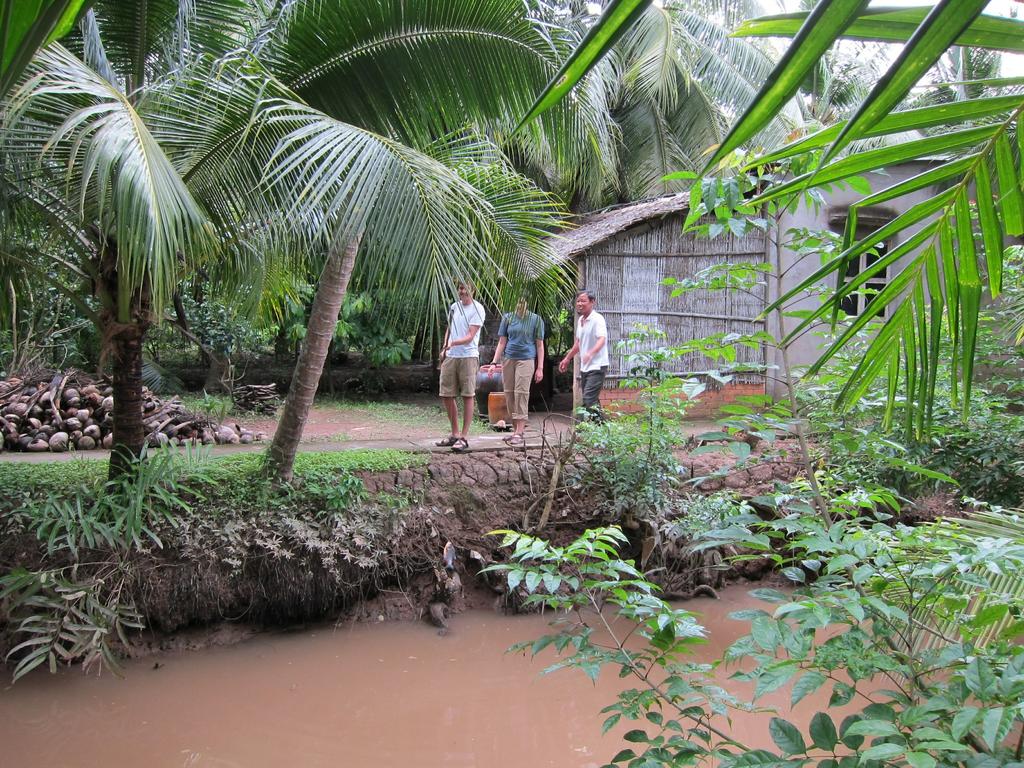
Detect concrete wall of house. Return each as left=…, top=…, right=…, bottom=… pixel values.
left=767, top=161, right=943, bottom=397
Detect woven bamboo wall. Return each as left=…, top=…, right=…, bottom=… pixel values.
left=583, top=213, right=768, bottom=383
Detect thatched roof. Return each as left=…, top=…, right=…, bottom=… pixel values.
left=549, top=192, right=689, bottom=263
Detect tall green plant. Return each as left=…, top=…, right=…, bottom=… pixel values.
left=570, top=325, right=703, bottom=523
left=495, top=512, right=1024, bottom=768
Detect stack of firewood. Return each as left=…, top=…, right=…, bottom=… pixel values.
left=0, top=370, right=265, bottom=452
left=232, top=383, right=280, bottom=415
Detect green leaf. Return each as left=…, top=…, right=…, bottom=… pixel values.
left=951, top=707, right=980, bottom=742
left=737, top=7, right=1024, bottom=53
left=882, top=457, right=957, bottom=484
left=749, top=593, right=786, bottom=606
left=624, top=729, right=649, bottom=743
left=755, top=662, right=798, bottom=699
left=602, top=713, right=622, bottom=735
left=809, top=713, right=838, bottom=751
left=955, top=194, right=982, bottom=415
left=769, top=718, right=807, bottom=756
left=839, top=714, right=863, bottom=749
left=703, top=0, right=871, bottom=170
left=729, top=441, right=752, bottom=461
left=974, top=156, right=1003, bottom=297
left=859, top=743, right=905, bottom=762
left=507, top=570, right=523, bottom=591
left=995, top=134, right=1024, bottom=236
left=843, top=719, right=901, bottom=738
left=981, top=707, right=1011, bottom=751
left=752, top=617, right=781, bottom=650
left=753, top=95, right=1023, bottom=167
left=516, top=0, right=654, bottom=131
left=971, top=603, right=1008, bottom=629
left=791, top=672, right=828, bottom=707
left=905, top=753, right=936, bottom=768
left=825, top=0, right=992, bottom=161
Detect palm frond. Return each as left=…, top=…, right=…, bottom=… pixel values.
left=259, top=103, right=560, bottom=326
left=740, top=2, right=1024, bottom=433
left=4, top=44, right=217, bottom=320
left=908, top=507, right=1024, bottom=649
left=79, top=0, right=256, bottom=90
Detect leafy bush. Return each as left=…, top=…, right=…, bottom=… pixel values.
left=18, top=447, right=208, bottom=555
left=569, top=326, right=701, bottom=522
left=334, top=292, right=413, bottom=368
left=496, top=507, right=1024, bottom=768
left=1, top=447, right=210, bottom=680
left=909, top=399, right=1024, bottom=507
left=572, top=416, right=688, bottom=521
left=0, top=447, right=426, bottom=680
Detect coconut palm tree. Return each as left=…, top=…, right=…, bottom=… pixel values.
left=2, top=0, right=598, bottom=479
left=518, top=0, right=785, bottom=205
left=604, top=0, right=783, bottom=199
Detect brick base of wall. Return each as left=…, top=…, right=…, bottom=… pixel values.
left=598, top=381, right=766, bottom=419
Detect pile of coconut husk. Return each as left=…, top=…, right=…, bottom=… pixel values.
left=0, top=369, right=265, bottom=453
left=232, top=383, right=280, bottom=415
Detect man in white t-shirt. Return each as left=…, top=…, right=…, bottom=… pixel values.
left=558, top=289, right=608, bottom=420
left=437, top=281, right=486, bottom=452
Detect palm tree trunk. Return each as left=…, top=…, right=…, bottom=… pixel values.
left=106, top=318, right=147, bottom=480
left=266, top=236, right=360, bottom=483
left=98, top=241, right=152, bottom=480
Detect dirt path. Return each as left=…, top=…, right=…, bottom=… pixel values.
left=0, top=391, right=720, bottom=463
left=0, top=394, right=581, bottom=462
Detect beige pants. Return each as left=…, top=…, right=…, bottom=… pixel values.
left=502, top=358, right=534, bottom=421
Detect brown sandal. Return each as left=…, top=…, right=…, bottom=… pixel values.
left=451, top=438, right=470, bottom=453
left=436, top=435, right=459, bottom=447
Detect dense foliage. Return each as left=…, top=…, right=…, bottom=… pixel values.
left=496, top=509, right=1024, bottom=768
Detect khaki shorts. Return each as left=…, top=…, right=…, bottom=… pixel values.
left=440, top=356, right=478, bottom=398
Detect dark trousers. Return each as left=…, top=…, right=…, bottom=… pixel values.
left=579, top=367, right=607, bottom=421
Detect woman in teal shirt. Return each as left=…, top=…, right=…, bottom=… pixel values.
left=485, top=297, right=544, bottom=447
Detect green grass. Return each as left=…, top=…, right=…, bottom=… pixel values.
left=177, top=392, right=237, bottom=419
left=0, top=448, right=427, bottom=514
left=0, top=458, right=108, bottom=501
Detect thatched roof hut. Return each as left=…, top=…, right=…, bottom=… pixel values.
left=552, top=195, right=768, bottom=406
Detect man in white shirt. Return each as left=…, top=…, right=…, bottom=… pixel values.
left=558, top=290, right=608, bottom=420
left=437, top=281, right=485, bottom=452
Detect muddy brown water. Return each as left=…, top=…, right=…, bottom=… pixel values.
left=0, top=586, right=829, bottom=767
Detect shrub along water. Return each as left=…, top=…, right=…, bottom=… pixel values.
left=495, top=509, right=1024, bottom=768
left=0, top=447, right=425, bottom=681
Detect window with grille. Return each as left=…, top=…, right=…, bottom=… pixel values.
left=838, top=241, right=888, bottom=317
